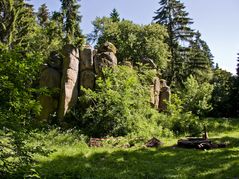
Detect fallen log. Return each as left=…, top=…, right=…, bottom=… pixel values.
left=177, top=138, right=227, bottom=150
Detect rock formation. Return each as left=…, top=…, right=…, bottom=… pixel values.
left=158, top=79, right=171, bottom=112
left=80, top=45, right=95, bottom=89
left=58, top=45, right=80, bottom=122
left=39, top=41, right=171, bottom=124
left=94, top=42, right=117, bottom=76
left=39, top=52, right=62, bottom=122
left=150, top=76, right=161, bottom=109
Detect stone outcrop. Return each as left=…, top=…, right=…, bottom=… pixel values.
left=158, top=79, right=171, bottom=112
left=39, top=52, right=62, bottom=122
left=150, top=76, right=161, bottom=109
left=94, top=42, right=117, bottom=76
left=58, top=45, right=80, bottom=122
left=80, top=45, right=95, bottom=89
left=150, top=77, right=171, bottom=112
left=39, top=41, right=171, bottom=124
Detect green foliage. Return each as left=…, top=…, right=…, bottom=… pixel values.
left=180, top=75, right=213, bottom=117
left=0, top=47, right=44, bottom=127
left=78, top=66, right=163, bottom=137
left=37, top=3, right=49, bottom=27
left=13, top=120, right=239, bottom=178
left=0, top=0, right=36, bottom=48
left=89, top=17, right=170, bottom=70
left=110, top=8, right=120, bottom=22
left=210, top=68, right=234, bottom=117
left=0, top=127, right=53, bottom=177
left=163, top=94, right=203, bottom=136
left=187, top=31, right=213, bottom=82
left=153, top=0, right=213, bottom=87
left=60, top=0, right=84, bottom=47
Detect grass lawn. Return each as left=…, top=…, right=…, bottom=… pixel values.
left=26, top=118, right=239, bottom=178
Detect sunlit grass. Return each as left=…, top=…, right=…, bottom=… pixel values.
left=23, top=118, right=239, bottom=178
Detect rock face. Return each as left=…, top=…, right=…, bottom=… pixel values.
left=94, top=42, right=117, bottom=76
left=158, top=80, right=171, bottom=112
left=150, top=76, right=161, bottom=109
left=39, top=52, right=62, bottom=122
left=58, top=45, right=80, bottom=122
left=39, top=41, right=172, bottom=123
left=80, top=45, right=95, bottom=89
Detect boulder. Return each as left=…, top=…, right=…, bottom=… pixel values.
left=98, top=41, right=117, bottom=54
left=94, top=51, right=117, bottom=75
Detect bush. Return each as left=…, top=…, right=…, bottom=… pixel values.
left=180, top=75, right=213, bottom=117
left=162, top=94, right=204, bottom=136
left=78, top=66, right=164, bottom=137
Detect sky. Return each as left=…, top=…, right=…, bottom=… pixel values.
left=30, top=0, right=239, bottom=74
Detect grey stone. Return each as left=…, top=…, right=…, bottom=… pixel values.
left=58, top=45, right=80, bottom=122
left=80, top=45, right=95, bottom=89
left=94, top=52, right=117, bottom=75
left=158, top=85, right=171, bottom=112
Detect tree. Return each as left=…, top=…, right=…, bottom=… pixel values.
left=187, top=31, right=213, bottom=82
left=0, top=0, right=15, bottom=46
left=60, top=0, right=84, bottom=46
left=37, top=3, right=49, bottom=27
left=88, top=17, right=170, bottom=70
left=110, top=8, right=120, bottom=22
left=209, top=68, right=234, bottom=117
left=0, top=0, right=35, bottom=48
left=180, top=75, right=213, bottom=117
left=78, top=66, right=162, bottom=137
left=153, top=0, right=195, bottom=86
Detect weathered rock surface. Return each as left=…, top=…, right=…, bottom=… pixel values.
left=94, top=52, right=117, bottom=75
left=39, top=52, right=62, bottom=121
left=158, top=80, right=171, bottom=112
left=58, top=45, right=79, bottom=121
left=150, top=77, right=161, bottom=109
left=80, top=45, right=95, bottom=89
left=94, top=42, right=117, bottom=76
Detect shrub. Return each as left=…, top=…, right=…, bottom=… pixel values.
left=162, top=93, right=204, bottom=136
left=78, top=66, right=164, bottom=137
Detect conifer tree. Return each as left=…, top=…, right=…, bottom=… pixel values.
left=0, top=0, right=36, bottom=48
left=187, top=31, right=213, bottom=82
left=37, top=3, right=49, bottom=27
left=153, top=0, right=195, bottom=87
left=60, top=0, right=83, bottom=46
left=110, top=8, right=120, bottom=22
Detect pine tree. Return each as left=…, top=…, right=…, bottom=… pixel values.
left=110, top=8, right=120, bottom=22
left=37, top=3, right=49, bottom=27
left=0, top=0, right=36, bottom=48
left=60, top=0, right=83, bottom=46
left=14, top=2, right=36, bottom=47
left=0, top=0, right=18, bottom=46
left=153, top=0, right=195, bottom=87
left=187, top=31, right=213, bottom=82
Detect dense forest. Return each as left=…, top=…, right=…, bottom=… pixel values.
left=0, top=0, right=239, bottom=178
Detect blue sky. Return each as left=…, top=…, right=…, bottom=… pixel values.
left=30, top=0, right=239, bottom=74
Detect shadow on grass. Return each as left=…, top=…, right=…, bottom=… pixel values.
left=32, top=138, right=239, bottom=179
